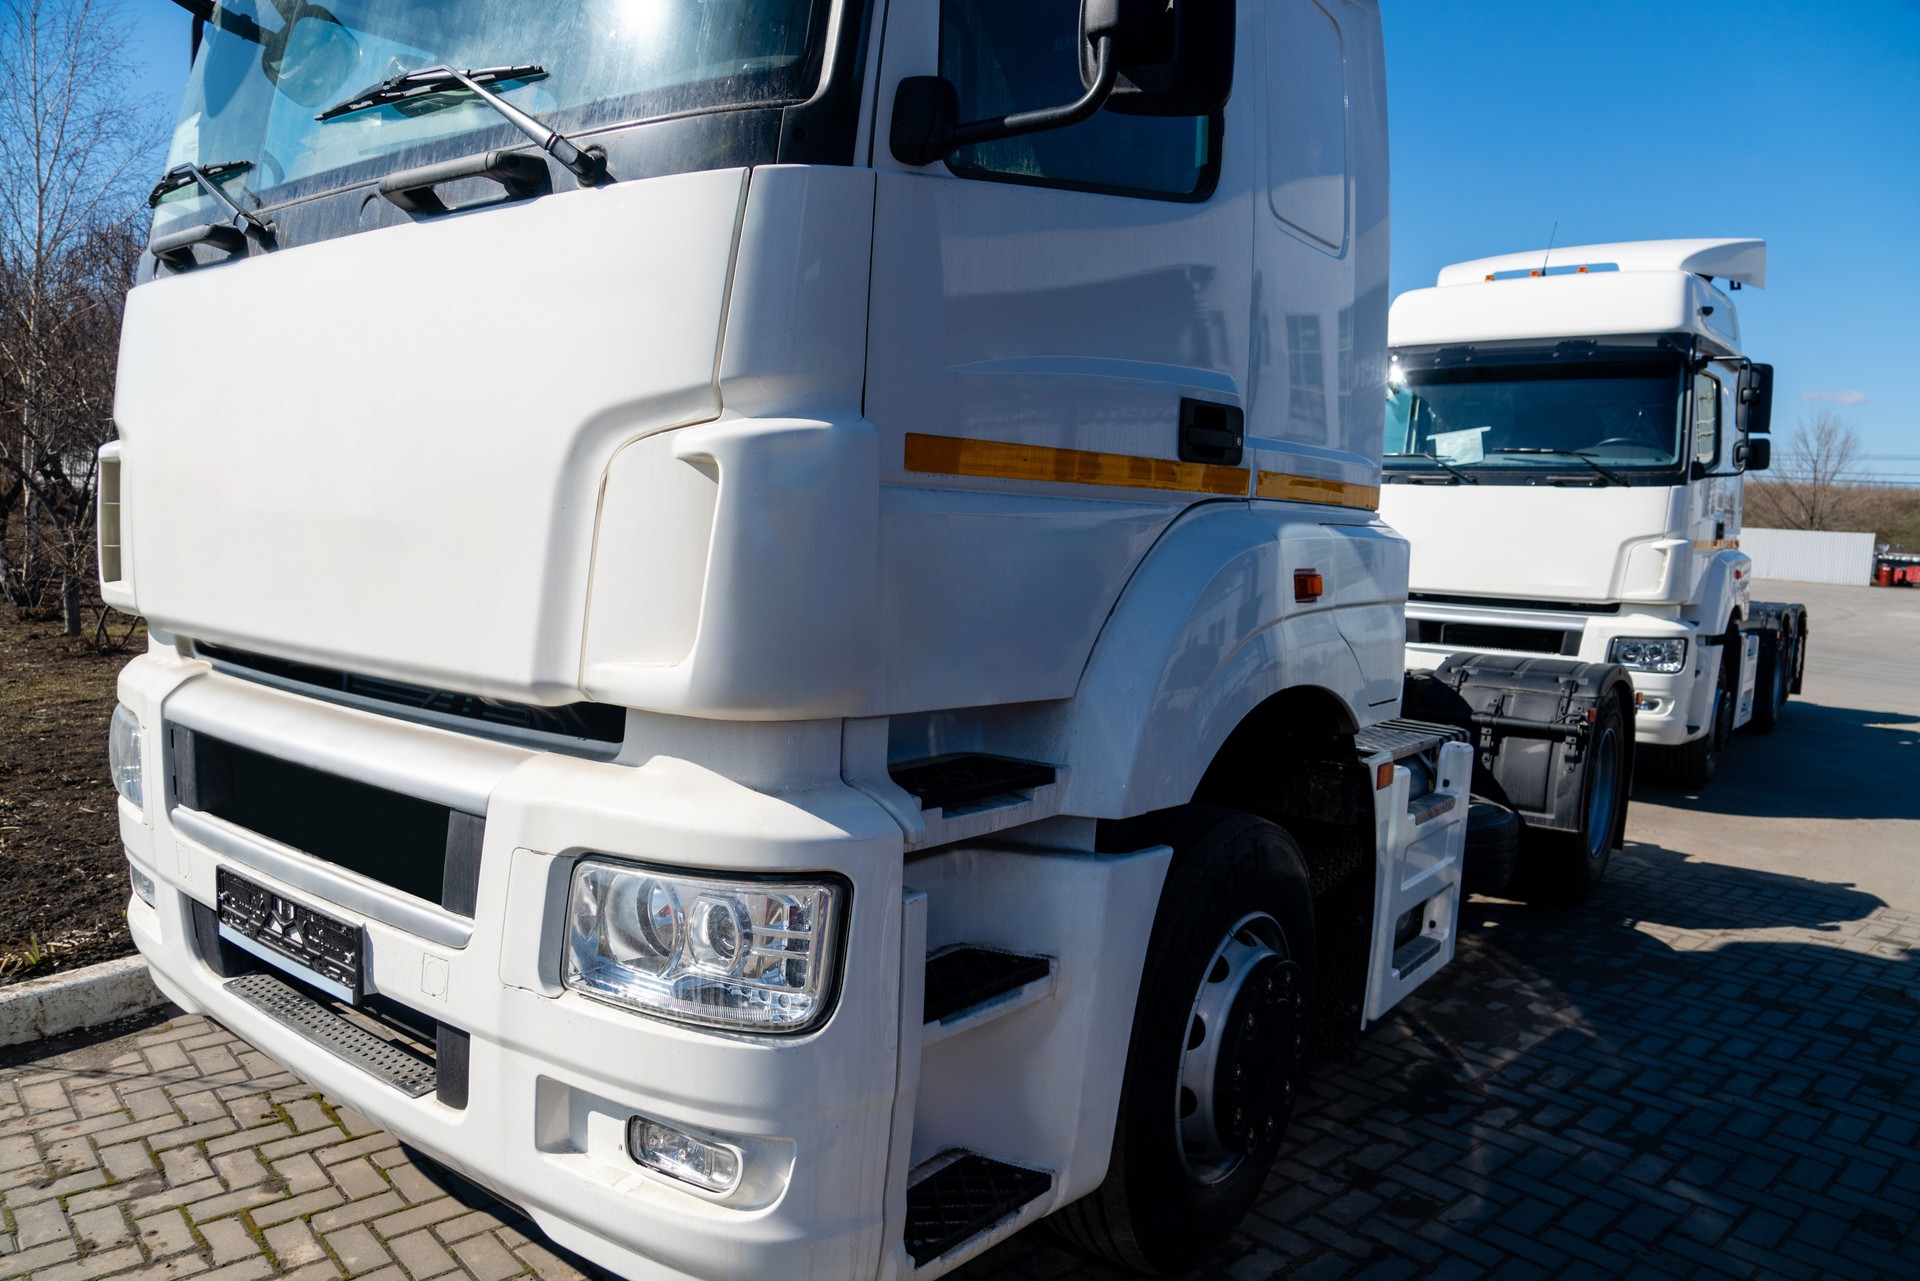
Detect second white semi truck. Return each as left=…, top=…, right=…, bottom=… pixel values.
left=109, top=2, right=1634, bottom=1277
left=1383, top=240, right=1809, bottom=796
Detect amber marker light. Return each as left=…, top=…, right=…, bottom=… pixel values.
left=1293, top=569, right=1324, bottom=603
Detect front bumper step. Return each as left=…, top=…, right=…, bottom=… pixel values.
left=904, top=1151, right=1051, bottom=1267
left=225, top=972, right=437, bottom=1098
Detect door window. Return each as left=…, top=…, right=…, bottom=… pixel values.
left=1267, top=0, right=1348, bottom=250
left=1693, top=373, right=1721, bottom=466
left=939, top=0, right=1221, bottom=199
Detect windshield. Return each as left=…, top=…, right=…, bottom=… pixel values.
left=157, top=1, right=821, bottom=221
left=1384, top=355, right=1688, bottom=478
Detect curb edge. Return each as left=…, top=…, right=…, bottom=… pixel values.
left=0, top=955, right=166, bottom=1048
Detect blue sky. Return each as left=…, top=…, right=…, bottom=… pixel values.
left=124, top=1, right=1917, bottom=478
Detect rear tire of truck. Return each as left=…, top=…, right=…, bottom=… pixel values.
left=1461, top=799, right=1522, bottom=896
left=1523, top=697, right=1627, bottom=904
left=1747, top=628, right=1790, bottom=735
left=1052, top=806, right=1315, bottom=1276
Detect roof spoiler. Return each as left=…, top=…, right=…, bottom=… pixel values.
left=1437, top=238, right=1767, bottom=289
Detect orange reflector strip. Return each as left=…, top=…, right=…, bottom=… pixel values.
left=1376, top=762, right=1395, bottom=790
left=1254, top=472, right=1379, bottom=510
left=1294, top=569, right=1324, bottom=603
left=904, top=434, right=1248, bottom=497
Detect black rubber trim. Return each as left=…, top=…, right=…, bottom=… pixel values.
left=225, top=972, right=437, bottom=1098
left=435, top=1026, right=471, bottom=1111
left=889, top=754, right=1056, bottom=811
left=904, top=1153, right=1051, bottom=1266
left=923, top=947, right=1051, bottom=1025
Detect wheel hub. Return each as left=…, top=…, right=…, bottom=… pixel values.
left=1175, top=914, right=1304, bottom=1184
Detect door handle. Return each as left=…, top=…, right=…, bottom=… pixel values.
left=1179, top=398, right=1245, bottom=467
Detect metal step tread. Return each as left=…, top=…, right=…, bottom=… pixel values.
left=924, top=947, right=1052, bottom=1025
left=1392, top=934, right=1443, bottom=979
left=1355, top=718, right=1468, bottom=761
left=226, top=972, right=437, bottom=1098
left=905, top=1152, right=1051, bottom=1267
left=889, top=754, right=1056, bottom=812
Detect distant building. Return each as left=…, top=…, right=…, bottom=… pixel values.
left=1742, top=528, right=1877, bottom=586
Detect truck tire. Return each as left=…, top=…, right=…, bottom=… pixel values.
left=1655, top=659, right=1734, bottom=789
left=1461, top=799, right=1521, bottom=896
left=1052, top=807, right=1315, bottom=1276
left=1523, top=695, right=1628, bottom=904
left=1747, top=627, right=1790, bottom=735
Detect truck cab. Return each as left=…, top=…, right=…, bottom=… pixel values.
left=103, top=3, right=1626, bottom=1277
left=1380, top=240, right=1808, bottom=787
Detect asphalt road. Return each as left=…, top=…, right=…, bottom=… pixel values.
left=1630, top=578, right=1920, bottom=907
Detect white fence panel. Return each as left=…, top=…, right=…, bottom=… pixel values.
left=1741, top=528, right=1877, bottom=586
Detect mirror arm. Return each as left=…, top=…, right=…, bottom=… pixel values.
left=951, top=36, right=1117, bottom=150
left=894, top=36, right=1116, bottom=167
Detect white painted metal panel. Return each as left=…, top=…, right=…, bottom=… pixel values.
left=1741, top=528, right=1877, bottom=585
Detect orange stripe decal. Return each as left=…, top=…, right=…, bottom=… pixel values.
left=1254, top=471, right=1380, bottom=510
left=904, top=433, right=1249, bottom=497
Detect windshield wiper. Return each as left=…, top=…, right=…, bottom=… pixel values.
left=1385, top=452, right=1479, bottom=485
left=1484, top=447, right=1627, bottom=486
left=317, top=65, right=608, bottom=185
left=145, top=161, right=275, bottom=265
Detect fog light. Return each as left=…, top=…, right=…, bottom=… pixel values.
left=129, top=861, right=156, bottom=906
left=109, top=704, right=143, bottom=808
left=628, top=1115, right=743, bottom=1195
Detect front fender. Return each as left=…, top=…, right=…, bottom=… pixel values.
left=1058, top=504, right=1404, bottom=819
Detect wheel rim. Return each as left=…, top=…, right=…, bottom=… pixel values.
left=1174, top=912, right=1302, bottom=1186
left=1585, top=724, right=1620, bottom=859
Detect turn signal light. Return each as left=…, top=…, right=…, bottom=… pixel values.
left=1294, top=570, right=1324, bottom=603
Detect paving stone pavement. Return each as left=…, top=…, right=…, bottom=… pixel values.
left=4, top=839, right=1917, bottom=1281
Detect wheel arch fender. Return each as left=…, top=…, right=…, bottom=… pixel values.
left=1056, top=503, right=1371, bottom=820
left=1689, top=549, right=1751, bottom=642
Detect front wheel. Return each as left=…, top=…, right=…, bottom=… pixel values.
left=1052, top=807, right=1315, bottom=1276
left=1656, top=658, right=1734, bottom=789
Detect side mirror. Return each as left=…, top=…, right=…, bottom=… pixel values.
left=891, top=0, right=1229, bottom=167
left=1737, top=436, right=1771, bottom=472
left=1737, top=361, right=1774, bottom=435
left=1080, top=0, right=1235, bottom=117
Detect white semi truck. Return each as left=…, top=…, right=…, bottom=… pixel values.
left=1382, top=240, right=1809, bottom=791
left=105, top=3, right=1632, bottom=1277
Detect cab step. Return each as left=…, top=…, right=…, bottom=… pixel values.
left=890, top=754, right=1056, bottom=813
left=904, top=1151, right=1052, bottom=1267
left=923, top=945, right=1052, bottom=1030
left=226, top=972, right=437, bottom=1098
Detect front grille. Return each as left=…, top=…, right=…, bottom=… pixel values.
left=1410, top=592, right=1620, bottom=615
left=197, top=644, right=624, bottom=748
left=1410, top=621, right=1571, bottom=655
left=171, top=728, right=483, bottom=914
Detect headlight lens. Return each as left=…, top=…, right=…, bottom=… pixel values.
left=564, top=861, right=843, bottom=1032
left=1608, top=636, right=1689, bottom=674
left=108, top=704, right=144, bottom=808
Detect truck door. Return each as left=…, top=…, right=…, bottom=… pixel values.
left=863, top=0, right=1260, bottom=712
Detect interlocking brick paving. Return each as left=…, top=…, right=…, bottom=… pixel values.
left=2, top=839, right=1916, bottom=1281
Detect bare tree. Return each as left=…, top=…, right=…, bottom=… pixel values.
left=1745, top=411, right=1866, bottom=532
left=0, top=0, right=163, bottom=633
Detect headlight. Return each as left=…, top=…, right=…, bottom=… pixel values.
left=564, top=861, right=844, bottom=1032
left=109, top=704, right=143, bottom=808
left=1608, top=637, right=1688, bottom=674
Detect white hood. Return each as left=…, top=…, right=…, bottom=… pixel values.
left=115, top=169, right=747, bottom=701
left=1380, top=483, right=1684, bottom=603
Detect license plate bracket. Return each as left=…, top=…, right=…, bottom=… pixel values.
left=217, top=869, right=363, bottom=1004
